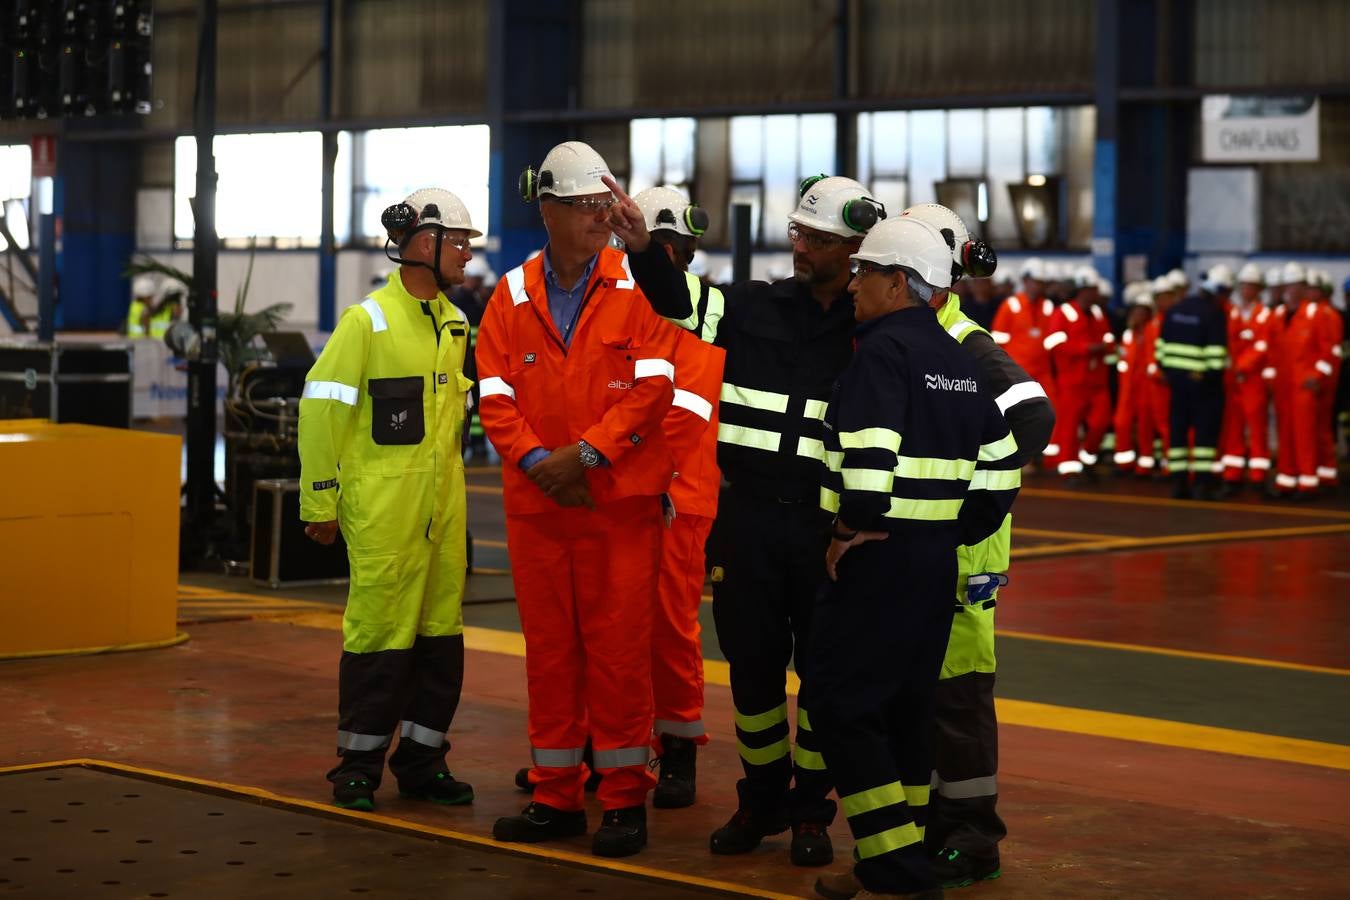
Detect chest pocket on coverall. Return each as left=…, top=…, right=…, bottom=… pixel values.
left=368, top=376, right=425, bottom=445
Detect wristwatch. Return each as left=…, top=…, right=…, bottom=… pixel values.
left=578, top=440, right=600, bottom=469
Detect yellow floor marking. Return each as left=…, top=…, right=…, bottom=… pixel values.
left=1014, top=526, right=1120, bottom=541
left=1022, top=486, right=1350, bottom=520
left=1011, top=522, right=1350, bottom=559
left=473, top=537, right=509, bottom=549
left=471, top=566, right=511, bottom=576
left=997, top=629, right=1350, bottom=677
left=0, top=759, right=796, bottom=900
left=465, top=484, right=504, bottom=496
left=259, top=618, right=1348, bottom=772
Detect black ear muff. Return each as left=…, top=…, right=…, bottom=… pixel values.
left=518, top=166, right=538, bottom=202
left=684, top=205, right=709, bottom=237
left=799, top=174, right=828, bottom=197
left=962, top=239, right=998, bottom=279
left=381, top=202, right=418, bottom=242
left=841, top=197, right=880, bottom=233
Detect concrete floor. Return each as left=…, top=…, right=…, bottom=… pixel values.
left=3, top=466, right=1348, bottom=898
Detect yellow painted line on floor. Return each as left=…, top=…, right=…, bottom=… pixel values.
left=0, top=759, right=794, bottom=900
left=1014, top=526, right=1120, bottom=541
left=465, top=484, right=504, bottom=496
left=1011, top=522, right=1350, bottom=559
left=1021, top=487, right=1350, bottom=520
left=178, top=586, right=336, bottom=604
left=474, top=538, right=509, bottom=549
left=178, top=598, right=334, bottom=610
left=996, top=628, right=1350, bottom=677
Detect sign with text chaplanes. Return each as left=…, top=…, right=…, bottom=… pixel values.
left=1202, top=96, right=1319, bottom=163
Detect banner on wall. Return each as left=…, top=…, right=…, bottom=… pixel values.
left=1201, top=96, right=1319, bottom=163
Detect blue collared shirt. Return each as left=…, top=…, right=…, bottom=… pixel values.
left=542, top=245, right=599, bottom=348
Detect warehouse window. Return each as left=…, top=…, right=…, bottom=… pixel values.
left=857, top=106, right=1093, bottom=249
left=628, top=117, right=696, bottom=197
left=730, top=114, right=836, bottom=247
left=351, top=125, right=490, bottom=246
left=175, top=131, right=323, bottom=246
left=0, top=144, right=32, bottom=200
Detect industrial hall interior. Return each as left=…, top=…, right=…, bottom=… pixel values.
left=2, top=1, right=1348, bottom=898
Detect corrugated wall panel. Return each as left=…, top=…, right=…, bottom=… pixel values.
left=581, top=0, right=837, bottom=110
left=858, top=0, right=1094, bottom=101
left=1195, top=0, right=1350, bottom=87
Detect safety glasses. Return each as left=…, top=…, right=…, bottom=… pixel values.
left=788, top=223, right=848, bottom=251
left=551, top=195, right=616, bottom=213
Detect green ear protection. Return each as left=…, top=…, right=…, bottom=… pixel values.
left=798, top=174, right=886, bottom=233
left=518, top=166, right=555, bottom=202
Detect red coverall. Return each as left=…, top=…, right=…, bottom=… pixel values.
left=1138, top=315, right=1170, bottom=472
left=653, top=329, right=725, bottom=744
left=475, top=246, right=678, bottom=812
left=1112, top=326, right=1149, bottom=471
left=991, top=292, right=1058, bottom=455
left=1219, top=303, right=1274, bottom=483
left=1315, top=304, right=1344, bottom=487
left=1044, top=301, right=1113, bottom=476
left=1275, top=301, right=1338, bottom=495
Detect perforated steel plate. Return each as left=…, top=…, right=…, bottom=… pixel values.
left=0, top=767, right=719, bottom=899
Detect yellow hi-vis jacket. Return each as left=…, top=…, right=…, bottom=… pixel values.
left=298, top=271, right=473, bottom=652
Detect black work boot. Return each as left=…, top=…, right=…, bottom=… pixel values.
left=492, top=802, right=588, bottom=843
left=399, top=770, right=473, bottom=806
left=931, top=846, right=1001, bottom=888
left=332, top=777, right=375, bottom=812
left=592, top=805, right=647, bottom=858
left=814, top=868, right=862, bottom=900
left=710, top=805, right=790, bottom=854
left=653, top=734, right=697, bottom=809
left=791, top=820, right=834, bottom=866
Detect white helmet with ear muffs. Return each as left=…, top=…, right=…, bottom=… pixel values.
left=381, top=187, right=481, bottom=244
left=519, top=141, right=613, bottom=201
left=789, top=175, right=886, bottom=238
left=850, top=217, right=954, bottom=289
left=632, top=185, right=710, bottom=239
left=901, top=203, right=998, bottom=282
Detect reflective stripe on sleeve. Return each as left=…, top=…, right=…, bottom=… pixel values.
left=635, top=358, right=675, bottom=381
left=478, top=376, right=516, bottom=401
left=505, top=266, right=528, bottom=305
left=994, top=380, right=1048, bottom=414
left=968, top=468, right=1021, bottom=491
left=839, top=427, right=902, bottom=453
left=947, top=320, right=978, bottom=342
left=895, top=456, right=975, bottom=481
left=1316, top=360, right=1334, bottom=377
left=719, top=423, right=781, bottom=452
left=303, top=380, right=358, bottom=405
left=721, top=383, right=790, bottom=413
left=360, top=297, right=388, bottom=332
left=672, top=388, right=713, bottom=421
left=1043, top=332, right=1068, bottom=351
left=978, top=432, right=1019, bottom=462
left=991, top=330, right=1012, bottom=344
left=803, top=398, right=829, bottom=420
left=842, top=467, right=894, bottom=493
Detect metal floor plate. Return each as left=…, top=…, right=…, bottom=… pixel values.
left=0, top=767, right=720, bottom=899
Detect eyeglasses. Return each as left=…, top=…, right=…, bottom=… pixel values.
left=551, top=195, right=616, bottom=213
left=850, top=260, right=895, bottom=278
left=788, top=223, right=847, bottom=251
left=440, top=233, right=473, bottom=253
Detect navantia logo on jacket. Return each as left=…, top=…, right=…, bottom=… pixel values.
left=924, top=373, right=979, bottom=393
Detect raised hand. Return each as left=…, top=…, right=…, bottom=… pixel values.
left=602, top=175, right=650, bottom=253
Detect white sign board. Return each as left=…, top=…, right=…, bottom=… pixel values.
left=1202, top=96, right=1319, bottom=163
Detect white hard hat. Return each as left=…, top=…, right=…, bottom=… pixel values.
left=384, top=187, right=481, bottom=241
left=1236, top=263, right=1264, bottom=285
left=1167, top=267, right=1188, bottom=287
left=632, top=185, right=709, bottom=239
left=1020, top=257, right=1046, bottom=280
left=524, top=140, right=612, bottom=200
left=1097, top=277, right=1114, bottom=298
left=1202, top=264, right=1234, bottom=292
left=688, top=249, right=710, bottom=278
left=1128, top=288, right=1155, bottom=309
left=1151, top=276, right=1174, bottom=295
left=899, top=203, right=997, bottom=281
left=1072, top=266, right=1101, bottom=289
left=132, top=274, right=157, bottom=297
left=1310, top=268, right=1332, bottom=289
left=1281, top=261, right=1307, bottom=285
left=1265, top=266, right=1284, bottom=287
left=464, top=257, right=490, bottom=279
left=788, top=175, right=884, bottom=238
left=850, top=216, right=954, bottom=289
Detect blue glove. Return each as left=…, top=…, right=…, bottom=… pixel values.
left=965, top=573, right=1008, bottom=605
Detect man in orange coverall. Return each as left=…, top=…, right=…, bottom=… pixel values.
left=1218, top=264, right=1276, bottom=489
left=477, top=141, right=679, bottom=858
left=1111, top=284, right=1155, bottom=473
left=1043, top=268, right=1114, bottom=481
left=991, top=258, right=1058, bottom=459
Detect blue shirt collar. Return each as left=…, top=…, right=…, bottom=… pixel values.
left=542, top=244, right=600, bottom=292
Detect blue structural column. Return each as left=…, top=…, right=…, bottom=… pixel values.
left=489, top=1, right=580, bottom=275
left=53, top=138, right=138, bottom=331
left=1092, top=0, right=1120, bottom=292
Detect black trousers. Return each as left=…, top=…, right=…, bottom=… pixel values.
left=329, top=633, right=465, bottom=790
left=806, top=535, right=956, bottom=894
left=1168, top=375, right=1225, bottom=481
left=708, top=487, right=835, bottom=825
left=927, top=671, right=1005, bottom=858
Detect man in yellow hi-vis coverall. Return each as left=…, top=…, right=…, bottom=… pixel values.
left=299, top=187, right=478, bottom=812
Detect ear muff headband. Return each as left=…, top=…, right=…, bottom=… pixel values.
left=841, top=197, right=886, bottom=233
left=799, top=174, right=828, bottom=197
left=684, top=206, right=709, bottom=237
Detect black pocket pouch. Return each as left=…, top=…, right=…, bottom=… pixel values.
left=368, top=376, right=425, bottom=445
